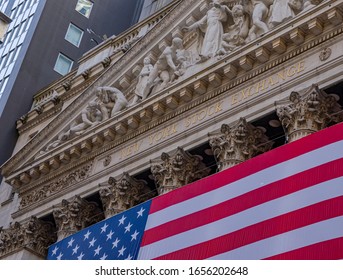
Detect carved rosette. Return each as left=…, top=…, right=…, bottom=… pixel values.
left=53, top=195, right=104, bottom=241
left=151, top=147, right=211, bottom=195
left=0, top=216, right=56, bottom=259
left=209, top=118, right=273, bottom=171
left=276, top=84, right=342, bottom=143
left=99, top=173, right=154, bottom=218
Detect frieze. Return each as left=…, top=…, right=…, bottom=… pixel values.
left=19, top=163, right=93, bottom=210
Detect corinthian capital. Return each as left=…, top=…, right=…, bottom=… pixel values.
left=0, top=216, right=56, bottom=259
left=276, top=84, right=342, bottom=143
left=151, top=147, right=211, bottom=195
left=99, top=173, right=153, bottom=218
left=209, top=118, right=273, bottom=171
left=53, top=196, right=103, bottom=241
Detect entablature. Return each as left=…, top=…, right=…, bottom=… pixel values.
left=3, top=0, right=343, bottom=211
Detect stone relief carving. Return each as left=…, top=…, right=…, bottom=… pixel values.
left=53, top=195, right=103, bottom=241
left=99, top=173, right=155, bottom=218
left=0, top=216, right=56, bottom=258
left=41, top=86, right=128, bottom=153
left=276, top=84, right=342, bottom=143
left=183, top=0, right=323, bottom=59
left=151, top=147, right=211, bottom=195
left=131, top=57, right=154, bottom=105
left=183, top=0, right=229, bottom=60
left=142, top=37, right=190, bottom=99
left=19, top=163, right=93, bottom=209
left=209, top=118, right=273, bottom=171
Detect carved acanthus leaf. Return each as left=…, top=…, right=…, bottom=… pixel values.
left=209, top=118, right=273, bottom=171
left=0, top=216, right=56, bottom=258
left=276, top=84, right=342, bottom=142
left=99, top=173, right=154, bottom=218
left=151, top=147, right=211, bottom=195
left=53, top=195, right=103, bottom=241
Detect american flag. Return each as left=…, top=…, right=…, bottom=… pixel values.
left=48, top=122, right=343, bottom=260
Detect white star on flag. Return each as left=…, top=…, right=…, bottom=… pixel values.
left=118, top=246, right=126, bottom=257
left=112, top=238, right=120, bottom=249
left=72, top=244, right=80, bottom=255
left=94, top=245, right=102, bottom=256
left=77, top=252, right=85, bottom=260
left=100, top=253, right=108, bottom=260
left=51, top=246, right=58, bottom=256
left=57, top=253, right=63, bottom=260
left=118, top=215, right=126, bottom=226
left=89, top=237, right=96, bottom=248
left=100, top=223, right=108, bottom=233
left=106, top=230, right=114, bottom=241
left=83, top=230, right=91, bottom=240
left=137, top=207, right=145, bottom=218
left=67, top=238, right=75, bottom=248
left=124, top=222, right=132, bottom=233
left=131, top=230, right=139, bottom=241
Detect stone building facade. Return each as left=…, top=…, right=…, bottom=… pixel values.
left=1, top=0, right=343, bottom=259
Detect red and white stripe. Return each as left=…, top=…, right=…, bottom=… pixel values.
left=138, top=123, right=343, bottom=260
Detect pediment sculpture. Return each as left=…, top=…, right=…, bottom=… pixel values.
left=40, top=86, right=128, bottom=153
left=183, top=0, right=323, bottom=59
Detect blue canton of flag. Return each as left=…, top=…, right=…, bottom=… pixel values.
left=48, top=200, right=151, bottom=260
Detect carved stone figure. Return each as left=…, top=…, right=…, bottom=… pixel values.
left=183, top=0, right=229, bottom=60
left=276, top=84, right=343, bottom=143
left=96, top=86, right=128, bottom=117
left=131, top=57, right=154, bottom=105
left=218, top=4, right=250, bottom=54
left=151, top=147, right=211, bottom=195
left=0, top=216, right=56, bottom=258
left=53, top=196, right=103, bottom=241
left=209, top=118, right=273, bottom=171
left=269, top=0, right=302, bottom=27
left=142, top=37, right=185, bottom=99
left=99, top=173, right=154, bottom=218
left=249, top=0, right=273, bottom=40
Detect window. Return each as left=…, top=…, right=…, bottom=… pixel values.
left=65, top=23, right=83, bottom=47
left=54, top=53, right=73, bottom=75
left=75, top=0, right=93, bottom=18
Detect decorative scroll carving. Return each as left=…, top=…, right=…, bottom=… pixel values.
left=276, top=84, right=342, bottom=143
left=53, top=195, right=103, bottom=241
left=99, top=173, right=154, bottom=218
left=19, top=163, right=93, bottom=209
left=151, top=147, right=211, bottom=195
left=0, top=216, right=56, bottom=258
left=209, top=118, right=273, bottom=171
